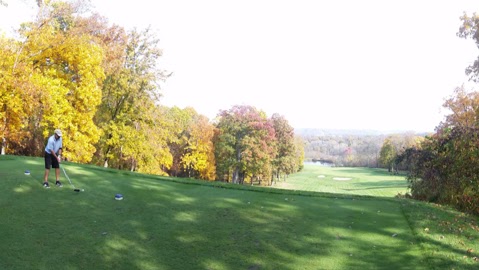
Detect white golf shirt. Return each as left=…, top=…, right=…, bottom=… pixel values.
left=44, top=135, right=63, bottom=155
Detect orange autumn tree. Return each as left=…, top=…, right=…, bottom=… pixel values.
left=214, top=105, right=277, bottom=185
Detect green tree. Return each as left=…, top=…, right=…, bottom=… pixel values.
left=379, top=133, right=422, bottom=173
left=94, top=26, right=169, bottom=170
left=271, top=113, right=296, bottom=181
left=162, top=106, right=193, bottom=176
left=458, top=12, right=479, bottom=82
left=294, top=135, right=305, bottom=172
left=379, top=138, right=396, bottom=172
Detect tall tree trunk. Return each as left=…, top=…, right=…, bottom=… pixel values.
left=103, top=145, right=111, bottom=168
left=239, top=171, right=244, bottom=185
left=1, top=136, right=5, bottom=155
left=2, top=104, right=6, bottom=155
left=232, top=168, right=239, bottom=184
left=130, top=158, right=135, bottom=171
left=233, top=145, right=242, bottom=184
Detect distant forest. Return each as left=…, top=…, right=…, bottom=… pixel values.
left=297, top=129, right=428, bottom=168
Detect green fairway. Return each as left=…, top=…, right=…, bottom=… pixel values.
left=1, top=156, right=479, bottom=269
left=274, top=164, right=409, bottom=197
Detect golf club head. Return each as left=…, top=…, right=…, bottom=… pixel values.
left=74, top=188, right=80, bottom=192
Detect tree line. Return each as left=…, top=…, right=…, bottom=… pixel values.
left=382, top=13, right=479, bottom=215
left=396, top=86, right=479, bottom=215
left=0, top=1, right=304, bottom=184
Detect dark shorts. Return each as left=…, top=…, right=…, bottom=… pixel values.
left=44, top=152, right=60, bottom=169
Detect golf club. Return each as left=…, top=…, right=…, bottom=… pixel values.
left=61, top=166, right=82, bottom=192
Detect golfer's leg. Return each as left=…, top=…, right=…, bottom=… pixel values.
left=55, top=168, right=60, bottom=181
left=44, top=152, right=51, bottom=182
left=44, top=169, right=50, bottom=182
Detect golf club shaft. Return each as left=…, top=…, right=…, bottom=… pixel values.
left=61, top=166, right=75, bottom=189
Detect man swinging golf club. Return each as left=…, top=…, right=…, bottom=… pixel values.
left=43, top=129, right=63, bottom=188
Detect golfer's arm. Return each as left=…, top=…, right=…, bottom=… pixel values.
left=50, top=149, right=58, bottom=159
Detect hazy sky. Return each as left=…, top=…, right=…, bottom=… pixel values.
left=2, top=0, right=479, bottom=132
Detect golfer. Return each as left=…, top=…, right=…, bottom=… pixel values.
left=43, top=129, right=63, bottom=188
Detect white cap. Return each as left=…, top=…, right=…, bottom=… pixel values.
left=54, top=129, right=62, bottom=137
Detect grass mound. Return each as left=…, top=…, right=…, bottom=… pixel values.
left=1, top=156, right=478, bottom=269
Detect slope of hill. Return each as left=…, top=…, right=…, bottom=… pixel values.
left=1, top=155, right=478, bottom=270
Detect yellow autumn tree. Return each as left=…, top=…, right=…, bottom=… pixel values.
left=10, top=1, right=105, bottom=162
left=163, top=107, right=216, bottom=180
left=181, top=111, right=216, bottom=180
left=0, top=35, right=38, bottom=154
left=131, top=105, right=173, bottom=175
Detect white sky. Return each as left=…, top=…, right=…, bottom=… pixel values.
left=2, top=0, right=479, bottom=132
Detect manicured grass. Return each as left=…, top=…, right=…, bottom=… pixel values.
left=1, top=156, right=478, bottom=269
left=274, top=164, right=409, bottom=197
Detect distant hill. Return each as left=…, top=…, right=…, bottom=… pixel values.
left=294, top=128, right=431, bottom=137
left=295, top=128, right=392, bottom=137
left=295, top=128, right=431, bottom=166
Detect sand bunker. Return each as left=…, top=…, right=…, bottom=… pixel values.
left=333, top=177, right=352, bottom=181
left=317, top=175, right=325, bottom=178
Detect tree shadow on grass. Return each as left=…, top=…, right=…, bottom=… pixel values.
left=70, top=185, right=422, bottom=269
left=2, top=157, right=479, bottom=270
